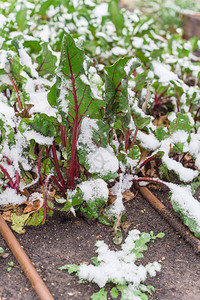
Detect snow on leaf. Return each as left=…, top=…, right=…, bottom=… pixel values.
left=18, top=114, right=59, bottom=145
left=104, top=57, right=140, bottom=127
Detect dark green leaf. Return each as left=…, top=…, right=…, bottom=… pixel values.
left=36, top=42, right=57, bottom=76
left=108, top=0, right=124, bottom=36
left=104, top=57, right=140, bottom=126
left=131, top=108, right=151, bottom=129
left=19, top=114, right=58, bottom=142
left=155, top=127, right=168, bottom=142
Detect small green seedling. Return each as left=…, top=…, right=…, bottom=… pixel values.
left=150, top=231, right=165, bottom=242
left=7, top=261, right=14, bottom=272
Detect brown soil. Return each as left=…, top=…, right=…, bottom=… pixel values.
left=0, top=186, right=200, bottom=300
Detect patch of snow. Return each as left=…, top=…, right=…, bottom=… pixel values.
left=124, top=58, right=138, bottom=75
left=152, top=61, right=178, bottom=84
left=132, top=37, right=143, bottom=48
left=137, top=130, right=160, bottom=150
left=78, top=179, right=108, bottom=202
left=87, top=146, right=119, bottom=176
left=22, top=126, right=54, bottom=145
left=78, top=229, right=161, bottom=290
left=80, top=74, right=90, bottom=85
left=18, top=42, right=38, bottom=78
left=162, top=154, right=198, bottom=182
left=109, top=174, right=125, bottom=216
left=110, top=47, right=127, bottom=56
left=167, top=183, right=200, bottom=231
left=0, top=14, right=7, bottom=29
left=0, top=188, right=26, bottom=205
left=78, top=118, right=98, bottom=152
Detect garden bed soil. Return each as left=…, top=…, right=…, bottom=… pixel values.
left=0, top=186, right=200, bottom=300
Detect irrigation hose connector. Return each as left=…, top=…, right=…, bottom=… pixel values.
left=0, top=214, right=54, bottom=300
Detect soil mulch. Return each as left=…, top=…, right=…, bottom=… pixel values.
left=0, top=186, right=200, bottom=300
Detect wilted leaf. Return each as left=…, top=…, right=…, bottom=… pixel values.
left=11, top=213, right=30, bottom=234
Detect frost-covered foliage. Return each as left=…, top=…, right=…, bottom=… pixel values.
left=0, top=0, right=200, bottom=239
left=59, top=229, right=164, bottom=300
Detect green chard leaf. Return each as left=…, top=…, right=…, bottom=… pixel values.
left=38, top=0, right=55, bottom=16
left=91, top=288, right=108, bottom=300
left=104, top=57, right=140, bottom=127
left=16, top=7, right=27, bottom=32
left=131, top=108, right=151, bottom=129
left=36, top=42, right=57, bottom=76
left=18, top=114, right=59, bottom=144
left=48, top=34, right=104, bottom=125
left=108, top=0, right=124, bottom=36
left=169, top=113, right=193, bottom=134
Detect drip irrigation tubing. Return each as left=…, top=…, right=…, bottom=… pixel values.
left=134, top=183, right=200, bottom=254
left=0, top=214, right=54, bottom=300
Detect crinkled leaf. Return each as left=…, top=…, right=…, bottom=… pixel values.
left=169, top=113, right=193, bottom=134
left=62, top=189, right=83, bottom=212
left=28, top=140, right=37, bottom=160
left=36, top=42, right=57, bottom=76
left=131, top=108, right=151, bottom=129
left=41, top=157, right=51, bottom=176
left=48, top=34, right=104, bottom=125
left=24, top=40, right=42, bottom=53
left=8, top=53, right=26, bottom=86
left=155, top=127, right=168, bottom=142
left=98, top=214, right=115, bottom=226
left=0, top=120, right=15, bottom=147
left=128, top=145, right=141, bottom=160
left=134, top=70, right=149, bottom=92
left=133, top=232, right=150, bottom=256
left=104, top=57, right=140, bottom=126
left=19, top=114, right=58, bottom=140
left=81, top=197, right=107, bottom=219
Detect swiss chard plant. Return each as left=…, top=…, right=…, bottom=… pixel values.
left=0, top=0, right=200, bottom=241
